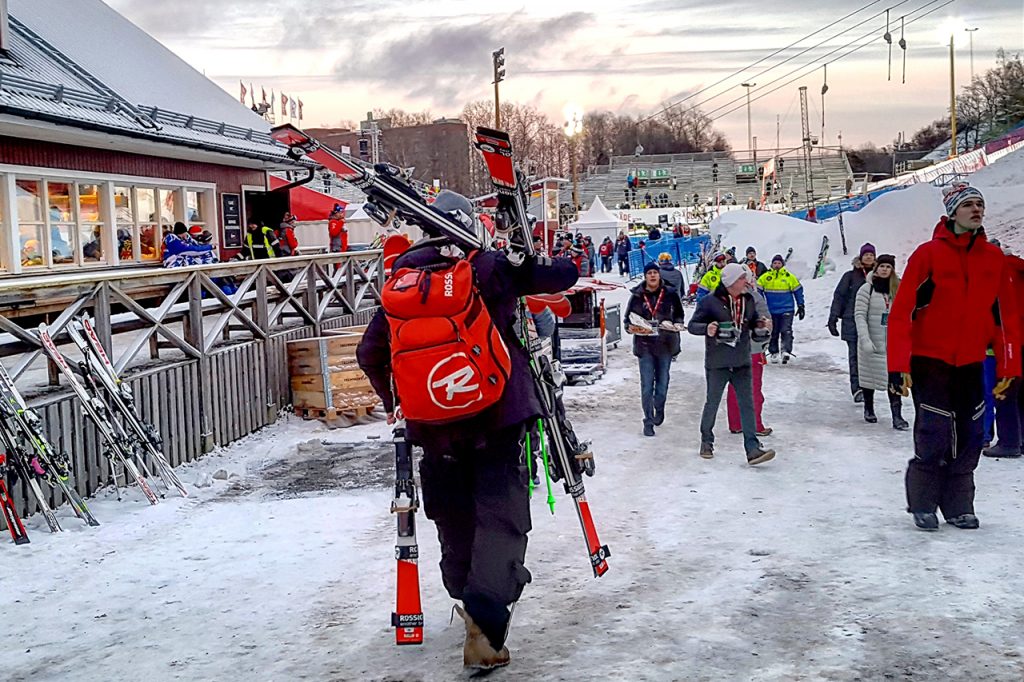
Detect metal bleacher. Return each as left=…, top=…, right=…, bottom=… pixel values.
left=578, top=147, right=854, bottom=211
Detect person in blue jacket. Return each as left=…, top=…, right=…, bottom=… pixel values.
left=756, top=253, right=804, bottom=364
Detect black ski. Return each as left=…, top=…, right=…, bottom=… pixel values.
left=390, top=421, right=423, bottom=645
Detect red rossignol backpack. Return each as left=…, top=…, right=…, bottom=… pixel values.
left=383, top=257, right=511, bottom=423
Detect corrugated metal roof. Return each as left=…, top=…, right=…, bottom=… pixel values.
left=0, top=15, right=304, bottom=167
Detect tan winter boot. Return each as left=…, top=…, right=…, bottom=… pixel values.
left=454, top=604, right=510, bottom=671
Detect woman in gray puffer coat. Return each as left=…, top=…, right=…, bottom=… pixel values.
left=854, top=254, right=909, bottom=429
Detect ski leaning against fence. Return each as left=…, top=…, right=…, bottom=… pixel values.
left=38, top=323, right=161, bottom=506
left=70, top=316, right=188, bottom=498
left=0, top=358, right=99, bottom=535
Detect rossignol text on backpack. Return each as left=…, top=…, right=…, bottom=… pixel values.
left=382, top=258, right=511, bottom=423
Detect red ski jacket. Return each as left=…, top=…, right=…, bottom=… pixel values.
left=1006, top=255, right=1024, bottom=332
left=888, top=219, right=1019, bottom=377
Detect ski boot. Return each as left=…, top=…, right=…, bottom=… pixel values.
left=769, top=353, right=780, bottom=364
left=781, top=352, right=791, bottom=365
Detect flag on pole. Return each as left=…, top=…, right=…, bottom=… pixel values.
left=239, top=81, right=247, bottom=105
left=269, top=90, right=275, bottom=114
left=281, top=93, right=289, bottom=117
left=249, top=83, right=255, bottom=107
left=261, top=87, right=267, bottom=105
left=290, top=98, right=297, bottom=119
left=298, top=99, right=304, bottom=120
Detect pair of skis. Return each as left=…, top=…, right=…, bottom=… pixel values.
left=38, top=316, right=188, bottom=507
left=813, top=235, right=830, bottom=279
left=475, top=127, right=611, bottom=578
left=0, top=357, right=99, bottom=541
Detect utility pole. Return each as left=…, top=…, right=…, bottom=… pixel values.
left=492, top=48, right=505, bottom=129
left=775, top=114, right=780, bottom=155
left=949, top=33, right=958, bottom=159
left=741, top=82, right=756, bottom=155
left=965, top=27, right=978, bottom=81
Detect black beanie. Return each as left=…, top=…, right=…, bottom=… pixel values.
left=771, top=254, right=784, bottom=264
left=644, top=261, right=660, bottom=274
left=746, top=246, right=756, bottom=255
left=875, top=254, right=896, bottom=268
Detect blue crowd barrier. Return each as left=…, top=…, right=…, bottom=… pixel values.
left=626, top=234, right=710, bottom=279
left=788, top=186, right=903, bottom=222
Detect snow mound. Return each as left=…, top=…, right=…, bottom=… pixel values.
left=968, top=147, right=1024, bottom=248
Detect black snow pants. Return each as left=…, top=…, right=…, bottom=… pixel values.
left=906, top=356, right=986, bottom=518
left=418, top=423, right=532, bottom=650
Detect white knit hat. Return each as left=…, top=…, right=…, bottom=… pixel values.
left=721, top=263, right=748, bottom=287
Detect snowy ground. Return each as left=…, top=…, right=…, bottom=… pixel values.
left=5, top=282, right=1024, bottom=681
left=4, top=150, right=1024, bottom=681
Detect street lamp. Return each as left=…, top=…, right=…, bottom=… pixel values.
left=965, top=27, right=979, bottom=81
left=492, top=48, right=506, bottom=128
left=741, top=83, right=756, bottom=155
left=563, top=104, right=584, bottom=211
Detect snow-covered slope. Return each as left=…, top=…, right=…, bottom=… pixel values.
left=709, top=146, right=1024, bottom=348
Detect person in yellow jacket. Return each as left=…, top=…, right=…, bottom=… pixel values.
left=696, top=252, right=728, bottom=300
left=243, top=220, right=279, bottom=260
left=756, top=254, right=805, bottom=363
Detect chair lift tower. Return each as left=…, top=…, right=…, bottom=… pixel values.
left=798, top=86, right=815, bottom=210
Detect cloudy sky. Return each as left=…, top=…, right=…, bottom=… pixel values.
left=107, top=0, right=1023, bottom=149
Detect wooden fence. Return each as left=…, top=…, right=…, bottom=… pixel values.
left=0, top=251, right=382, bottom=515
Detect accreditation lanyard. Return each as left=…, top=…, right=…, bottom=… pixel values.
left=880, top=293, right=891, bottom=326
left=643, top=288, right=665, bottom=320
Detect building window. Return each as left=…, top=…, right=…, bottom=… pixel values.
left=16, top=179, right=45, bottom=268
left=46, top=181, right=76, bottom=266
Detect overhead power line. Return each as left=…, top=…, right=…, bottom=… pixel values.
left=641, top=0, right=886, bottom=124
left=702, top=0, right=956, bottom=127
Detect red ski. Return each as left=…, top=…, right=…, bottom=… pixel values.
left=0, top=454, right=30, bottom=545
left=390, top=422, right=424, bottom=645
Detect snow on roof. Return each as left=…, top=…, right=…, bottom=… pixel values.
left=9, top=0, right=267, bottom=132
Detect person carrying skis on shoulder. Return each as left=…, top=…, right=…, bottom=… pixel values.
left=887, top=183, right=1020, bottom=532
left=688, top=263, right=776, bottom=465
left=626, top=262, right=685, bottom=437
left=828, top=243, right=876, bottom=403
left=853, top=254, right=908, bottom=429
left=697, top=252, right=728, bottom=300
left=757, top=254, right=804, bottom=364
left=356, top=190, right=579, bottom=670
left=744, top=246, right=768, bottom=280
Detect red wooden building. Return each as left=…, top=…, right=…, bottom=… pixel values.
left=0, top=0, right=309, bottom=274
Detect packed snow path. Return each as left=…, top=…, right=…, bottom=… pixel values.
left=5, top=329, right=1024, bottom=681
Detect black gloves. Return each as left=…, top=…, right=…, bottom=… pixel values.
left=797, top=305, right=805, bottom=321
left=827, top=319, right=839, bottom=337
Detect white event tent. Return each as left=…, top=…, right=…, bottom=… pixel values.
left=570, top=196, right=628, bottom=243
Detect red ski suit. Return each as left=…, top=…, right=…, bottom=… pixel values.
left=887, top=218, right=1019, bottom=378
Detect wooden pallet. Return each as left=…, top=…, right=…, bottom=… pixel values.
left=294, top=403, right=382, bottom=428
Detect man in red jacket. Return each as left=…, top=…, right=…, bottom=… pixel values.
left=887, top=183, right=1019, bottom=531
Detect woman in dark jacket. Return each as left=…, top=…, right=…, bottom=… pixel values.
left=626, top=262, right=685, bottom=436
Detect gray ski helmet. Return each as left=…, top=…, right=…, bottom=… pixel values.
left=432, top=189, right=475, bottom=230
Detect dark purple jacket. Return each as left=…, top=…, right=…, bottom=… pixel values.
left=357, top=242, right=579, bottom=450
